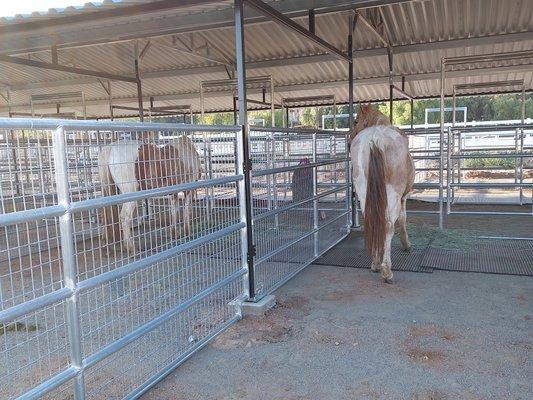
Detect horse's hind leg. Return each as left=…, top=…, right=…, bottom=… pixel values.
left=120, top=201, right=138, bottom=253
left=381, top=194, right=401, bottom=283
left=381, top=222, right=395, bottom=283
left=399, top=196, right=411, bottom=251
left=370, top=252, right=381, bottom=273
left=182, top=191, right=193, bottom=236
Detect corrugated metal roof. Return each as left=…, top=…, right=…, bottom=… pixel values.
left=0, top=0, right=531, bottom=118
left=0, top=1, right=232, bottom=25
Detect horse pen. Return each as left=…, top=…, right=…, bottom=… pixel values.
left=0, top=1, right=531, bottom=399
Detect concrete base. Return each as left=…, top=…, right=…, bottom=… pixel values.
left=240, top=295, right=276, bottom=316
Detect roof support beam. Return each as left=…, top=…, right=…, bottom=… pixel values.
left=0, top=54, right=138, bottom=83
left=3, top=30, right=531, bottom=93
left=356, top=11, right=389, bottom=47
left=3, top=63, right=530, bottom=113
left=392, top=84, right=413, bottom=100
left=0, top=1, right=416, bottom=55
left=244, top=0, right=350, bottom=62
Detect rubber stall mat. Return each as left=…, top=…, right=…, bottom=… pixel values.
left=313, top=231, right=432, bottom=273
left=421, top=239, right=533, bottom=276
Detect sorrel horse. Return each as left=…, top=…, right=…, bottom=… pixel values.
left=98, top=136, right=201, bottom=252
left=350, top=104, right=415, bottom=283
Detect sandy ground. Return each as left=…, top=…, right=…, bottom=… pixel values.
left=142, top=265, right=532, bottom=400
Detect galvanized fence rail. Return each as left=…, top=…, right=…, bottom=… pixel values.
left=0, top=119, right=248, bottom=400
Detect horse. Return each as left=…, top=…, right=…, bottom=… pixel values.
left=98, top=137, right=200, bottom=252
left=350, top=104, right=415, bottom=283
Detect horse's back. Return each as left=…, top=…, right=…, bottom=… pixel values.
left=351, top=125, right=414, bottom=196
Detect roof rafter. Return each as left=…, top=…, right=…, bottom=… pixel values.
left=0, top=54, right=138, bottom=83
left=2, top=62, right=530, bottom=113
left=0, top=0, right=417, bottom=55
left=4, top=31, right=530, bottom=92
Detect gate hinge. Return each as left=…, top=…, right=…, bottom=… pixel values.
left=247, top=244, right=256, bottom=261
left=243, top=160, right=253, bottom=173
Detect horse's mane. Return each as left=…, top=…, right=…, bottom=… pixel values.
left=349, top=104, right=406, bottom=142
left=359, top=104, right=391, bottom=127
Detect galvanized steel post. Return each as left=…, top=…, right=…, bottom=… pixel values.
left=234, top=0, right=256, bottom=300
left=348, top=13, right=359, bottom=229
left=52, top=126, right=86, bottom=399
left=446, top=126, right=452, bottom=215
left=439, top=58, right=445, bottom=229
left=312, top=132, right=319, bottom=257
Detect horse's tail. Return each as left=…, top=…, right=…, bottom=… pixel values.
left=98, top=147, right=121, bottom=243
left=363, top=142, right=387, bottom=260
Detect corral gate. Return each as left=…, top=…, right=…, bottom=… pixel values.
left=248, top=127, right=351, bottom=299
left=0, top=119, right=350, bottom=399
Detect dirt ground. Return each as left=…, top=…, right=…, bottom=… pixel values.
left=142, top=265, right=532, bottom=400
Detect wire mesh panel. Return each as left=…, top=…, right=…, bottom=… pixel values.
left=0, top=119, right=246, bottom=399
left=249, top=128, right=350, bottom=299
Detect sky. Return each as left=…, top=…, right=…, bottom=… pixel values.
left=1, top=1, right=97, bottom=17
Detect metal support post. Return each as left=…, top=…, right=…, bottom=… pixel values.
left=410, top=98, right=414, bottom=129
left=388, top=47, right=394, bottom=124
left=438, top=58, right=445, bottom=229
left=446, top=126, right=452, bottom=214
left=234, top=0, right=256, bottom=300
left=233, top=95, right=238, bottom=125
left=270, top=76, right=275, bottom=127
left=52, top=126, right=86, bottom=399
left=134, top=59, right=144, bottom=122
left=312, top=133, right=319, bottom=257
left=308, top=9, right=315, bottom=34
left=107, top=81, right=114, bottom=121
left=348, top=14, right=359, bottom=229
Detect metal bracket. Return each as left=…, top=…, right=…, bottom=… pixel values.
left=248, top=244, right=257, bottom=259
left=243, top=160, right=253, bottom=172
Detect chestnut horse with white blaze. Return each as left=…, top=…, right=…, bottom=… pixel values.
left=350, top=104, right=415, bottom=283
left=98, top=136, right=201, bottom=252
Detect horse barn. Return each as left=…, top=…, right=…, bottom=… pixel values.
left=0, top=0, right=531, bottom=398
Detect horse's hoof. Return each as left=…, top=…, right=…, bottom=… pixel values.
left=383, top=276, right=394, bottom=284
left=402, top=245, right=412, bottom=253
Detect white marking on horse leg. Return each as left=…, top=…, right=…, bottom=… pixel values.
left=381, top=224, right=395, bottom=283
left=169, top=195, right=179, bottom=239
left=381, top=189, right=401, bottom=283
left=183, top=191, right=193, bottom=236
left=399, top=196, right=411, bottom=251
left=120, top=201, right=137, bottom=253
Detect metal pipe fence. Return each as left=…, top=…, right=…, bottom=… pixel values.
left=0, top=118, right=247, bottom=399
left=0, top=119, right=352, bottom=398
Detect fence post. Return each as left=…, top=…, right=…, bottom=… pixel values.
left=234, top=0, right=256, bottom=300
left=515, top=127, right=523, bottom=205
left=312, top=132, right=318, bottom=257
left=52, top=126, right=86, bottom=399
left=519, top=127, right=524, bottom=205
left=446, top=126, right=452, bottom=215
left=438, top=58, right=445, bottom=230
left=344, top=133, right=351, bottom=232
